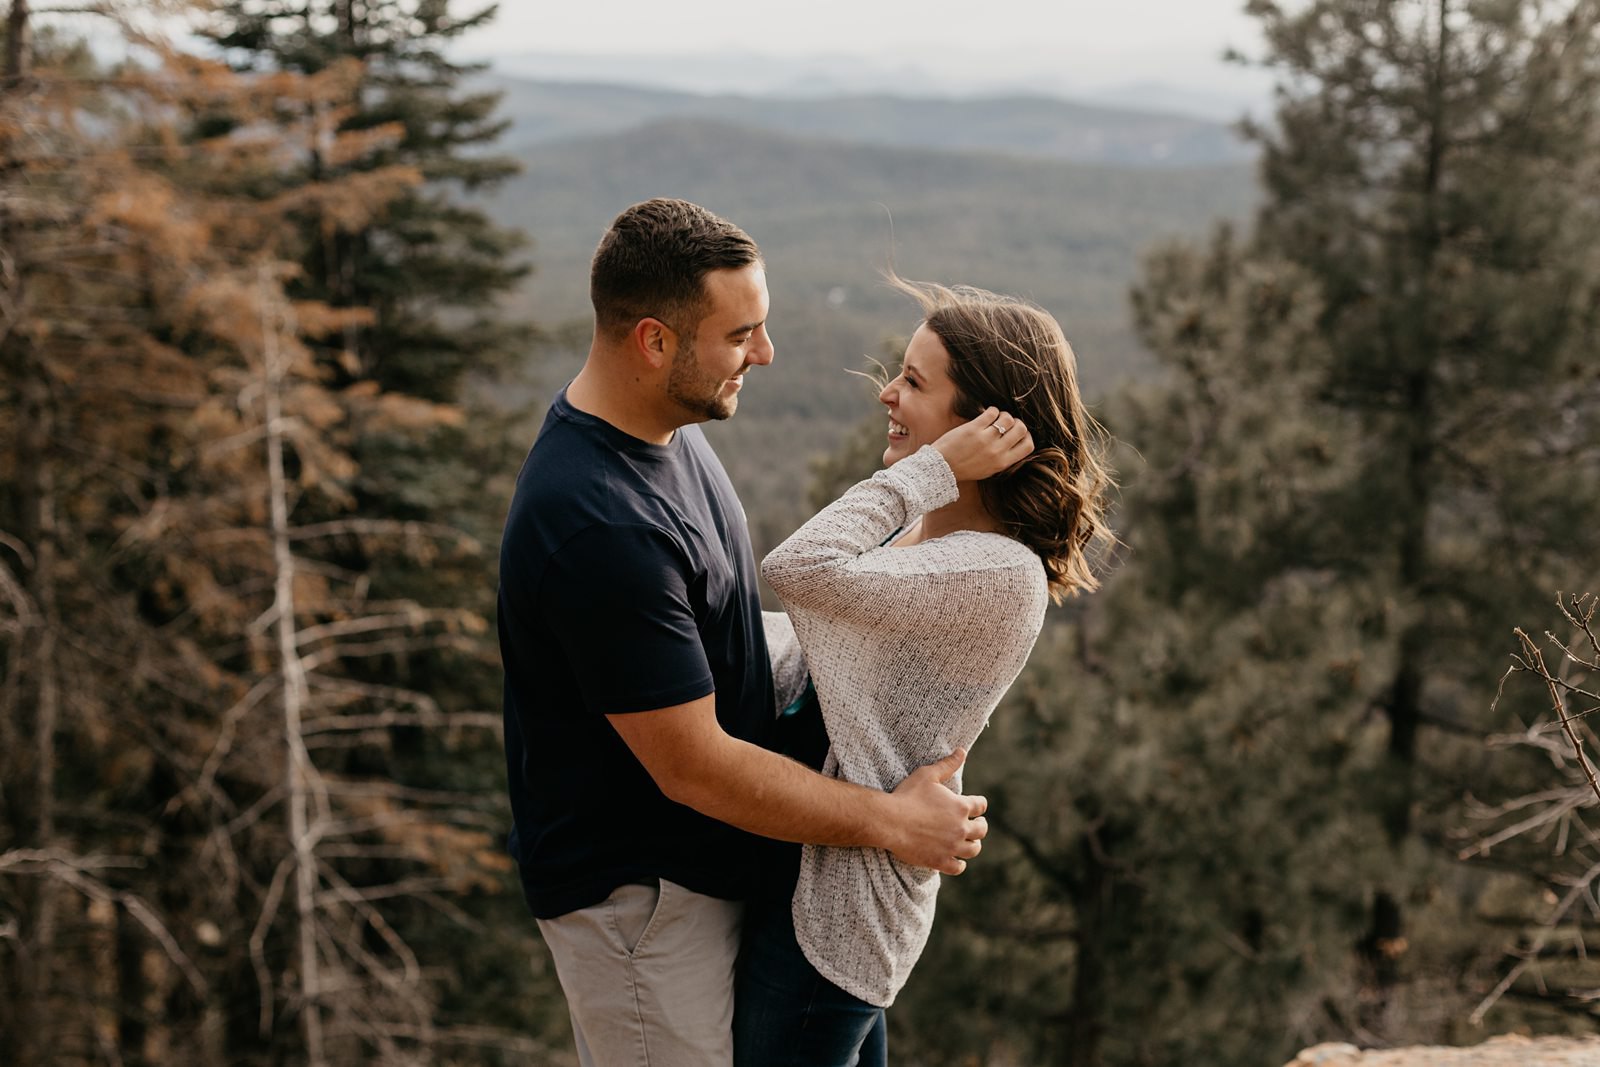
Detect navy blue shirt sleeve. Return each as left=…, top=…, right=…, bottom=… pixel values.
left=538, top=522, right=715, bottom=715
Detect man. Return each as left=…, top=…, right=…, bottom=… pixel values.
left=498, top=198, right=987, bottom=1067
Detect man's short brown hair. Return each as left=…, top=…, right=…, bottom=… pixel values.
left=590, top=199, right=763, bottom=339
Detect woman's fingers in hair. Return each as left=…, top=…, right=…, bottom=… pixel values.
left=934, top=407, right=1032, bottom=481
left=1003, top=424, right=1034, bottom=469
left=985, top=408, right=1032, bottom=466
left=986, top=407, right=1034, bottom=474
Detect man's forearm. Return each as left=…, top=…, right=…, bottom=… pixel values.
left=605, top=697, right=983, bottom=874
left=664, top=731, right=900, bottom=851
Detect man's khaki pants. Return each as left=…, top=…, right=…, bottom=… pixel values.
left=536, top=879, right=744, bottom=1067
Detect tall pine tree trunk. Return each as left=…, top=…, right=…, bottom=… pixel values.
left=1065, top=830, right=1112, bottom=1067
left=0, top=35, right=42, bottom=1052
left=9, top=369, right=61, bottom=1067
left=1364, top=0, right=1451, bottom=1006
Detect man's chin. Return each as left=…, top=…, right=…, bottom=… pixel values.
left=707, top=384, right=742, bottom=420
left=667, top=392, right=736, bottom=424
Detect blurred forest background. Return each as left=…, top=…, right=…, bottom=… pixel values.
left=3, top=1, right=1600, bottom=1064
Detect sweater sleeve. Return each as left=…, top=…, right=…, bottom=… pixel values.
left=763, top=445, right=1044, bottom=652
left=762, top=609, right=809, bottom=713
left=760, top=445, right=957, bottom=600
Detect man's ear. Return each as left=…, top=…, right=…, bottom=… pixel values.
left=632, top=317, right=676, bottom=371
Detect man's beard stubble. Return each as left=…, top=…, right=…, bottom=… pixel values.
left=666, top=337, right=737, bottom=422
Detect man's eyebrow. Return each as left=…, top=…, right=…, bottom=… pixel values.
left=726, top=320, right=764, bottom=338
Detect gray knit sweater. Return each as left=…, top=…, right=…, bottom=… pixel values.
left=761, top=445, right=1049, bottom=1007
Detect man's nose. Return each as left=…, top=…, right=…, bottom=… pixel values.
left=747, top=335, right=774, bottom=367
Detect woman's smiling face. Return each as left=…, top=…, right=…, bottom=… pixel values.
left=879, top=324, right=967, bottom=467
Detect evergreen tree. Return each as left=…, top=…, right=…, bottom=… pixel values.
left=1236, top=0, right=1600, bottom=1028
left=883, top=2, right=1600, bottom=1063
left=200, top=0, right=528, bottom=400
left=0, top=13, right=563, bottom=1062
left=190, top=5, right=549, bottom=1053
left=193, top=0, right=533, bottom=798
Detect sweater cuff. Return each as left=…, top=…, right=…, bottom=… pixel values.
left=874, top=445, right=958, bottom=517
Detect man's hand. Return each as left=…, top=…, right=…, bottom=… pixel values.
left=883, top=749, right=989, bottom=875
left=933, top=406, right=1034, bottom=482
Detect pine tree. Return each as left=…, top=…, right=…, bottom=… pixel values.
left=198, top=0, right=529, bottom=399
left=1237, top=0, right=1600, bottom=1029
left=884, top=2, right=1600, bottom=1063
left=0, top=14, right=559, bottom=1062
left=186, top=6, right=548, bottom=1053
left=191, top=0, right=533, bottom=832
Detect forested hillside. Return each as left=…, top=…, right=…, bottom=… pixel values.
left=490, top=118, right=1254, bottom=545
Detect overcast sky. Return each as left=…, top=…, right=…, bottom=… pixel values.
left=459, top=0, right=1277, bottom=112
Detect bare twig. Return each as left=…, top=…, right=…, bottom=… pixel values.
left=1471, top=952, right=1539, bottom=1026
left=1469, top=593, right=1600, bottom=1023
left=0, top=850, right=208, bottom=998
left=251, top=856, right=294, bottom=1036
left=1458, top=788, right=1591, bottom=860
left=1559, top=593, right=1600, bottom=662
left=293, top=610, right=469, bottom=651
left=286, top=518, right=481, bottom=552
left=193, top=673, right=282, bottom=804
left=1516, top=626, right=1600, bottom=809
left=0, top=848, right=141, bottom=873
left=301, top=710, right=499, bottom=737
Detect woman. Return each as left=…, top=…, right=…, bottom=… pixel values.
left=735, top=279, right=1115, bottom=1066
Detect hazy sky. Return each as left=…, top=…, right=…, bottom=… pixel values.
left=460, top=0, right=1275, bottom=106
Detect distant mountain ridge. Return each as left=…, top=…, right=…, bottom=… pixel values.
left=480, top=50, right=1271, bottom=122
left=484, top=75, right=1255, bottom=168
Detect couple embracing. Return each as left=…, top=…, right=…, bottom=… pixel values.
left=498, top=198, right=1113, bottom=1067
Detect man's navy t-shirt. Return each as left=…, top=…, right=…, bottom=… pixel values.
left=498, top=389, right=777, bottom=919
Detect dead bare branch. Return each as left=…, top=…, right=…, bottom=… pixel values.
left=1458, top=788, right=1591, bottom=860
left=285, top=518, right=482, bottom=553
left=251, top=856, right=294, bottom=1036
left=301, top=710, right=499, bottom=737
left=1, top=850, right=208, bottom=998
left=298, top=632, right=482, bottom=673
left=1469, top=593, right=1600, bottom=1022
left=293, top=609, right=469, bottom=651
left=193, top=673, right=282, bottom=804
left=1516, top=626, right=1600, bottom=808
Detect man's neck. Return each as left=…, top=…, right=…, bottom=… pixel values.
left=566, top=361, right=681, bottom=446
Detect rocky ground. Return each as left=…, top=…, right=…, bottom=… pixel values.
left=1285, top=1035, right=1600, bottom=1066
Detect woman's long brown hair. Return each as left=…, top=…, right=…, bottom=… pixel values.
left=890, top=276, right=1117, bottom=601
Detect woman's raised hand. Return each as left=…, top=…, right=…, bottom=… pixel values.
left=932, top=407, right=1033, bottom=482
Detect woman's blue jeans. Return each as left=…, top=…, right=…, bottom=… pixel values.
left=734, top=894, right=887, bottom=1067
